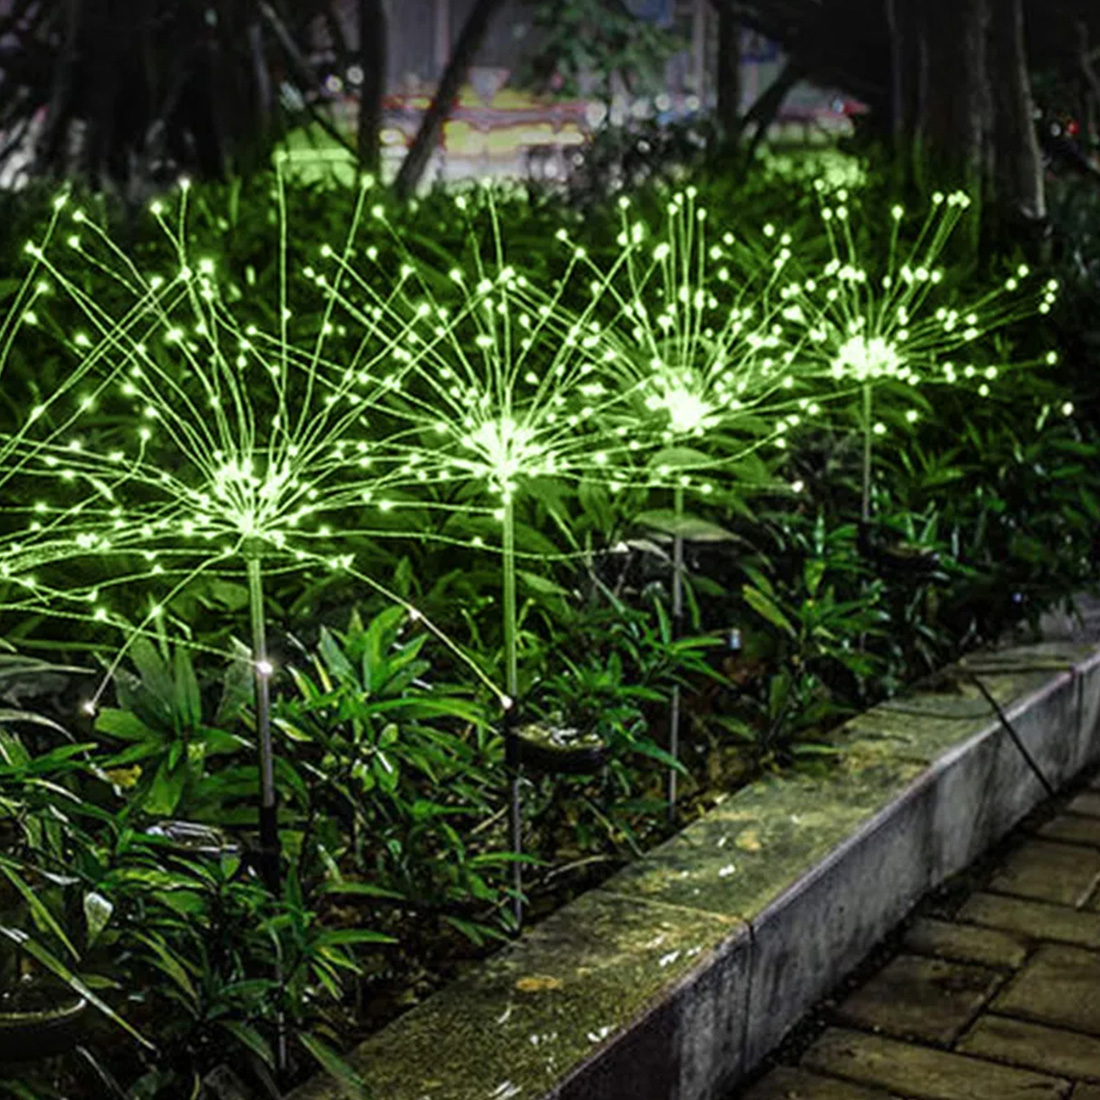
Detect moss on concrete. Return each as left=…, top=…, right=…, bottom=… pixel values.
left=285, top=890, right=744, bottom=1100
left=601, top=753, right=924, bottom=921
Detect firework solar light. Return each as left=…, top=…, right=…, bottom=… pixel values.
left=318, top=184, right=672, bottom=925
left=568, top=186, right=829, bottom=818
left=778, top=184, right=1060, bottom=525
left=317, top=185, right=677, bottom=701
left=0, top=167, right=506, bottom=889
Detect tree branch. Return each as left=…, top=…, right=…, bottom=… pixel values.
left=392, top=0, right=508, bottom=201
left=259, top=0, right=358, bottom=159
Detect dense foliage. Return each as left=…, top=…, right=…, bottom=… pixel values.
left=0, top=155, right=1096, bottom=1100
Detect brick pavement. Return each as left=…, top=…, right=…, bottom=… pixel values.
left=737, top=767, right=1100, bottom=1100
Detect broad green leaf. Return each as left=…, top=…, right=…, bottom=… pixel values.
left=298, top=1032, right=372, bottom=1100
left=648, top=446, right=711, bottom=470
left=319, top=627, right=355, bottom=685
left=96, top=709, right=159, bottom=744
left=803, top=558, right=826, bottom=597
left=742, top=585, right=796, bottom=637
left=173, top=647, right=201, bottom=730
left=127, top=638, right=174, bottom=718
left=145, top=758, right=186, bottom=816
left=636, top=510, right=742, bottom=543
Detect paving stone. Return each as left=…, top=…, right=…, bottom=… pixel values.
left=1039, top=815, right=1100, bottom=849
left=957, top=892, right=1100, bottom=948
left=740, top=1066, right=901, bottom=1099
left=987, top=839, right=1100, bottom=907
left=903, top=918, right=1028, bottom=969
left=801, top=1028, right=1068, bottom=1100
left=958, top=1014, right=1100, bottom=1082
left=834, top=954, right=1001, bottom=1045
left=993, top=943, right=1100, bottom=1036
left=1069, top=792, right=1100, bottom=817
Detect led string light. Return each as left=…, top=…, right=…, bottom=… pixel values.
left=0, top=167, right=521, bottom=892
left=775, top=186, right=1060, bottom=520
left=558, top=186, right=848, bottom=815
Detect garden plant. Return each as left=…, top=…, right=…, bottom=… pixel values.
left=0, top=151, right=1092, bottom=1099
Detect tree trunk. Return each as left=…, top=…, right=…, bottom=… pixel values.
left=988, top=0, right=1045, bottom=223
left=884, top=0, right=925, bottom=160
left=915, top=0, right=990, bottom=199
left=36, top=0, right=82, bottom=174
left=392, top=0, right=507, bottom=201
left=1079, top=19, right=1100, bottom=160
left=739, top=58, right=807, bottom=162
left=713, top=0, right=741, bottom=141
left=357, top=0, right=386, bottom=176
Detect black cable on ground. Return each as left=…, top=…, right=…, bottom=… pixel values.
left=966, top=672, right=1058, bottom=798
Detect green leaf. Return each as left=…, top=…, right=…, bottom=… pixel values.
left=803, top=559, right=826, bottom=597
left=649, top=446, right=711, bottom=471
left=220, top=1019, right=275, bottom=1068
left=0, top=926, right=152, bottom=1049
left=793, top=743, right=841, bottom=757
left=0, top=709, right=71, bottom=738
left=516, top=570, right=571, bottom=598
left=215, top=641, right=255, bottom=725
left=96, top=709, right=159, bottom=744
left=321, top=881, right=405, bottom=901
left=173, top=647, right=201, bottom=730
left=127, top=637, right=174, bottom=714
left=742, top=585, right=796, bottom=637
left=317, top=928, right=398, bottom=947
left=319, top=627, right=355, bottom=684
left=130, top=930, right=197, bottom=1002
left=298, top=1033, right=372, bottom=1099
left=636, top=510, right=741, bottom=543
left=145, top=758, right=186, bottom=816
left=0, top=860, right=78, bottom=960
left=768, top=669, right=791, bottom=720
left=629, top=738, right=689, bottom=771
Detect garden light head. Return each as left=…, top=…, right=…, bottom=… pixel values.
left=831, top=335, right=906, bottom=383
left=317, top=183, right=650, bottom=516
left=463, top=415, right=552, bottom=494
left=780, top=187, right=1061, bottom=407
left=644, top=370, right=718, bottom=436
left=579, top=187, right=824, bottom=469
left=0, top=161, right=506, bottom=705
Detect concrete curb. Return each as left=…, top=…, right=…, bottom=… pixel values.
left=286, top=638, right=1100, bottom=1100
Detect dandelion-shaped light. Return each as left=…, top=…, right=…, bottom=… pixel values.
left=583, top=187, right=831, bottom=470
left=561, top=187, right=830, bottom=816
left=0, top=169, right=505, bottom=888
left=315, top=185, right=662, bottom=925
left=777, top=185, right=1060, bottom=522
left=316, top=186, right=655, bottom=703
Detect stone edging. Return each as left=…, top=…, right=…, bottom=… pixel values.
left=286, top=637, right=1100, bottom=1100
